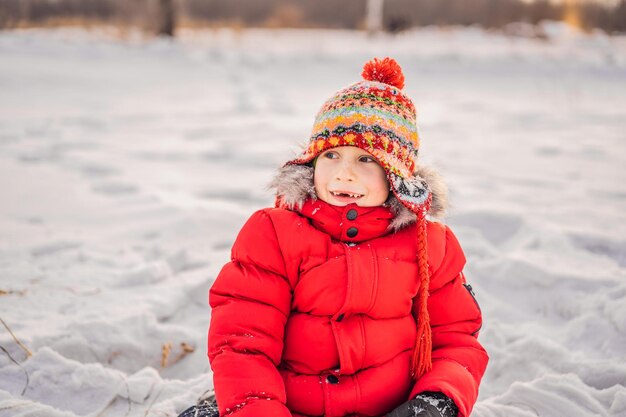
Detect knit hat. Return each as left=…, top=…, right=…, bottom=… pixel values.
left=283, top=57, right=434, bottom=378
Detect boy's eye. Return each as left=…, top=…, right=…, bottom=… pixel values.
left=323, top=151, right=338, bottom=159
left=359, top=155, right=375, bottom=163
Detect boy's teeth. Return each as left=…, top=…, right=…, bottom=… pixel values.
left=333, top=192, right=361, bottom=198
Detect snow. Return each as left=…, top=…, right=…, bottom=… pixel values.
left=1, top=23, right=625, bottom=416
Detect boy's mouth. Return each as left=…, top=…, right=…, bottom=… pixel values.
left=330, top=190, right=364, bottom=199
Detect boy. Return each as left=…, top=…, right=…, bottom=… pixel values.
left=180, top=57, right=487, bottom=417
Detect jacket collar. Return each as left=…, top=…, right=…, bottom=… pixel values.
left=297, top=199, right=394, bottom=243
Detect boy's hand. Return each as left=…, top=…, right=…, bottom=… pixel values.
left=386, top=392, right=458, bottom=417
left=177, top=401, right=219, bottom=417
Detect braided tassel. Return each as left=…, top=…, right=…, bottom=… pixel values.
left=411, top=209, right=432, bottom=379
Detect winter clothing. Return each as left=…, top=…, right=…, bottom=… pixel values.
left=178, top=390, right=219, bottom=417
left=283, top=57, right=440, bottom=377
left=387, top=392, right=459, bottom=417
left=178, top=392, right=456, bottom=417
left=208, top=166, right=487, bottom=416
left=178, top=402, right=219, bottom=417
left=206, top=57, right=488, bottom=417
left=177, top=392, right=456, bottom=417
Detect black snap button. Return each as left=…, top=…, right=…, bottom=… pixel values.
left=346, top=209, right=358, bottom=220
left=336, top=313, right=345, bottom=322
left=326, top=375, right=339, bottom=384
left=347, top=227, right=358, bottom=238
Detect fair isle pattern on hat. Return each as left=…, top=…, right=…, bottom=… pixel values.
left=390, top=173, right=430, bottom=210
left=304, top=80, right=418, bottom=177
left=291, top=70, right=418, bottom=177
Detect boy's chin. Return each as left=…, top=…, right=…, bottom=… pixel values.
left=329, top=197, right=363, bottom=206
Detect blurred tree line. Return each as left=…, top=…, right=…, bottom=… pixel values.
left=1, top=0, right=625, bottom=34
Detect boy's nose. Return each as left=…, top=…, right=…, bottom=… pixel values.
left=335, top=163, right=356, bottom=181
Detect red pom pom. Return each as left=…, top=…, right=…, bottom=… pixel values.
left=361, top=57, right=405, bottom=90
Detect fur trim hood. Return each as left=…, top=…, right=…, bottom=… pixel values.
left=269, top=164, right=448, bottom=232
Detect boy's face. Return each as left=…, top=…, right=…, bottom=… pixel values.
left=314, top=146, right=389, bottom=207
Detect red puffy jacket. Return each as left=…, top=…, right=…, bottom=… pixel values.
left=208, top=199, right=488, bottom=417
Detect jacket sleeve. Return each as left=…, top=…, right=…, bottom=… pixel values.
left=208, top=209, right=293, bottom=417
left=409, top=225, right=489, bottom=417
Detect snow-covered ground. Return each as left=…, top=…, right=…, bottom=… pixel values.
left=1, top=23, right=625, bottom=417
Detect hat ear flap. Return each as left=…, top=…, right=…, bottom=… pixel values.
left=389, top=172, right=431, bottom=213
